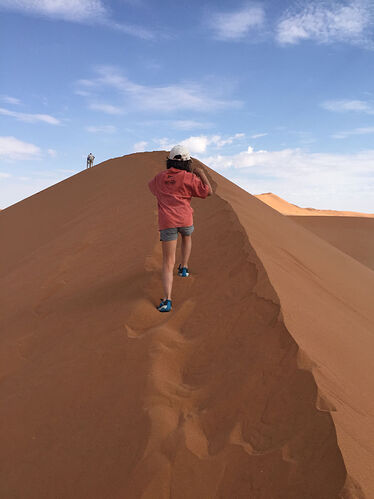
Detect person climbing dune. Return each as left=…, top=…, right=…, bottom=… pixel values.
left=86, top=152, right=95, bottom=169
left=148, top=145, right=212, bottom=312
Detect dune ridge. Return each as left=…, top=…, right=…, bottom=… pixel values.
left=121, top=173, right=346, bottom=498
left=1, top=152, right=373, bottom=498
left=212, top=170, right=374, bottom=498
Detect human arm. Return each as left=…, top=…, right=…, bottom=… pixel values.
left=193, top=167, right=213, bottom=196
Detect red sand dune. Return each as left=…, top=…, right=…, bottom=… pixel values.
left=255, top=192, right=374, bottom=218
left=1, top=152, right=374, bottom=498
left=256, top=193, right=374, bottom=271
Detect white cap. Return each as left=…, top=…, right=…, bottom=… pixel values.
left=168, top=144, right=191, bottom=161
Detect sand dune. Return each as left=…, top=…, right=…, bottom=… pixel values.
left=255, top=192, right=374, bottom=217
left=289, top=216, right=374, bottom=271
left=255, top=193, right=374, bottom=271
left=1, top=152, right=373, bottom=498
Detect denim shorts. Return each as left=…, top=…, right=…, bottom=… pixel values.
left=160, top=225, right=194, bottom=242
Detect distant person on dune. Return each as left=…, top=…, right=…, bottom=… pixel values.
left=86, top=153, right=95, bottom=169
left=148, top=145, right=212, bottom=312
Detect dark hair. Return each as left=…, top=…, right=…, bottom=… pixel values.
left=166, top=156, right=192, bottom=172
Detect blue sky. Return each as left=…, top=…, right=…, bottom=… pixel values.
left=1, top=0, right=374, bottom=211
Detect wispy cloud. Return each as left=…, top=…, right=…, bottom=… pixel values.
left=209, top=4, right=265, bottom=40
left=0, top=136, right=41, bottom=161
left=77, top=66, right=241, bottom=113
left=321, top=99, right=374, bottom=113
left=251, top=132, right=268, bottom=139
left=154, top=133, right=245, bottom=154
left=85, top=125, right=117, bottom=133
left=0, top=0, right=106, bottom=22
left=0, top=0, right=155, bottom=39
left=133, top=140, right=148, bottom=152
left=88, top=103, right=125, bottom=115
left=1, top=95, right=21, bottom=105
left=203, top=145, right=374, bottom=178
left=332, top=126, right=374, bottom=139
left=0, top=107, right=61, bottom=124
left=171, top=120, right=213, bottom=130
left=111, top=21, right=155, bottom=40
left=201, top=145, right=374, bottom=211
left=276, top=0, right=374, bottom=48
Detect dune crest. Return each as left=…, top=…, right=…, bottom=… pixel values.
left=1, top=152, right=373, bottom=498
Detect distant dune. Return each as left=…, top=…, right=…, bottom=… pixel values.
left=1, top=152, right=373, bottom=498
left=255, top=192, right=374, bottom=217
left=256, top=192, right=374, bottom=271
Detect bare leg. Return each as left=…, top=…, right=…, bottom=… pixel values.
left=181, top=235, right=192, bottom=268
left=162, top=239, right=177, bottom=300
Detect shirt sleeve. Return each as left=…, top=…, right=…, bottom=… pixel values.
left=190, top=174, right=210, bottom=198
left=148, top=176, right=157, bottom=196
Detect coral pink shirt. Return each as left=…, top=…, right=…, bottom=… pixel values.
left=148, top=168, right=210, bottom=230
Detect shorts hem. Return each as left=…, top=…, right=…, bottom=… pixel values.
left=159, top=225, right=194, bottom=242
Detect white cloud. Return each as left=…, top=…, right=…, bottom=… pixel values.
left=0, top=136, right=41, bottom=161
left=276, top=0, right=374, bottom=47
left=201, top=145, right=374, bottom=211
left=154, top=137, right=174, bottom=151
left=0, top=172, right=11, bottom=178
left=85, top=125, right=117, bottom=133
left=133, top=141, right=148, bottom=152
left=111, top=22, right=155, bottom=40
left=210, top=132, right=245, bottom=147
left=78, top=66, right=241, bottom=113
left=321, top=99, right=374, bottom=113
left=76, top=79, right=96, bottom=88
left=209, top=4, right=265, bottom=40
left=88, top=103, right=125, bottom=115
left=1, top=95, right=21, bottom=105
left=154, top=133, right=245, bottom=155
left=180, top=136, right=211, bottom=154
left=332, top=126, right=374, bottom=139
left=75, top=89, right=92, bottom=97
left=251, top=132, right=268, bottom=139
left=171, top=120, right=212, bottom=130
left=0, top=0, right=106, bottom=22
left=0, top=0, right=155, bottom=39
left=0, top=107, right=60, bottom=124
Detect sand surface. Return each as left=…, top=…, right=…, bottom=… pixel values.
left=1, top=152, right=373, bottom=498
left=255, top=193, right=374, bottom=271
left=255, top=192, right=374, bottom=217
left=289, top=216, right=374, bottom=271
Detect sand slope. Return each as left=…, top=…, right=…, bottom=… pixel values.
left=255, top=193, right=374, bottom=271
left=289, top=216, right=374, bottom=271
left=255, top=192, right=374, bottom=217
left=1, top=152, right=373, bottom=498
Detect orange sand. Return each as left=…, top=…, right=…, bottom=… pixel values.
left=256, top=193, right=374, bottom=271
left=255, top=192, right=374, bottom=217
left=1, top=152, right=373, bottom=498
